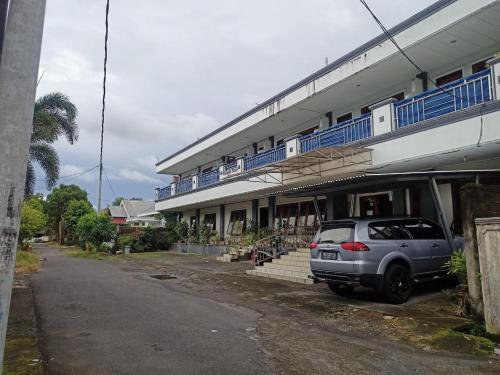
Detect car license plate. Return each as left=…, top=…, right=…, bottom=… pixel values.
left=321, top=251, right=337, bottom=260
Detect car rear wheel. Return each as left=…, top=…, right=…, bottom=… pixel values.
left=327, top=281, right=354, bottom=296
left=383, top=263, right=412, bottom=304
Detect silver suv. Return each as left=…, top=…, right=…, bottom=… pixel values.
left=309, top=217, right=463, bottom=304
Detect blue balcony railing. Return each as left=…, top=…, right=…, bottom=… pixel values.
left=176, top=178, right=193, bottom=194
left=156, top=69, right=495, bottom=201
left=395, top=69, right=491, bottom=128
left=157, top=186, right=171, bottom=200
left=198, top=169, right=219, bottom=188
left=300, top=114, right=372, bottom=153
left=244, top=145, right=286, bottom=170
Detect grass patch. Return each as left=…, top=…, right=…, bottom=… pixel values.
left=429, top=328, right=495, bottom=355
left=67, top=250, right=106, bottom=260
left=15, top=251, right=40, bottom=274
left=3, top=338, right=44, bottom=375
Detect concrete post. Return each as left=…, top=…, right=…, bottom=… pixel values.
left=267, top=196, right=276, bottom=230
left=285, top=135, right=300, bottom=159
left=326, top=193, right=348, bottom=220
left=219, top=205, right=225, bottom=241
left=369, top=98, right=397, bottom=136
left=195, top=209, right=200, bottom=228
left=192, top=175, right=198, bottom=190
left=392, top=188, right=406, bottom=216
left=170, top=183, right=176, bottom=196
left=487, top=57, right=500, bottom=100
left=475, top=217, right=500, bottom=334
left=0, top=0, right=46, bottom=368
left=251, top=199, right=259, bottom=227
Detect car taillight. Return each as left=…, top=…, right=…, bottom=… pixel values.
left=341, top=242, right=369, bottom=251
left=309, top=242, right=318, bottom=250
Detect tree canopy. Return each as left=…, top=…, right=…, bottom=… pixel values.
left=26, top=92, right=79, bottom=196
left=77, top=212, right=116, bottom=250
left=63, top=200, right=93, bottom=241
left=20, top=202, right=48, bottom=244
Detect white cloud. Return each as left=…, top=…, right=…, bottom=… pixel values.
left=60, top=164, right=97, bottom=183
left=117, top=169, right=162, bottom=184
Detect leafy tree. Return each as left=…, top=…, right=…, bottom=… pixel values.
left=112, top=197, right=125, bottom=206
left=129, top=197, right=142, bottom=201
left=46, top=184, right=89, bottom=241
left=20, top=202, right=48, bottom=245
left=176, top=221, right=189, bottom=242
left=77, top=212, right=116, bottom=251
left=63, top=200, right=93, bottom=242
left=26, top=92, right=79, bottom=196
left=24, top=194, right=46, bottom=213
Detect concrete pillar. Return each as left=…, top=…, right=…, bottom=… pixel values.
left=326, top=193, right=348, bottom=220
left=487, top=57, right=500, bottom=100
left=251, top=199, right=259, bottom=227
left=460, top=184, right=500, bottom=317
left=268, top=196, right=276, bottom=230
left=369, top=98, right=397, bottom=136
left=0, top=0, right=47, bottom=365
left=269, top=136, right=274, bottom=148
left=392, top=188, right=406, bottom=216
left=285, top=135, right=300, bottom=158
left=195, top=208, right=200, bottom=228
left=219, top=205, right=225, bottom=241
left=475, top=217, right=500, bottom=334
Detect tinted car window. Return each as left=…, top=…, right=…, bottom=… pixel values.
left=316, top=223, right=354, bottom=244
left=401, top=219, right=445, bottom=240
left=368, top=221, right=410, bottom=240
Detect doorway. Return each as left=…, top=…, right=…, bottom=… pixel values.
left=359, top=193, right=392, bottom=217
left=259, top=207, right=268, bottom=229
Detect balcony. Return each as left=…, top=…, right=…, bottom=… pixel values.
left=395, top=69, right=491, bottom=128
left=156, top=68, right=494, bottom=202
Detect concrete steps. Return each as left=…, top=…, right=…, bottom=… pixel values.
left=216, top=247, right=252, bottom=263
left=246, top=247, right=314, bottom=285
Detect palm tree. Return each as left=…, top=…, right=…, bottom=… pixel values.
left=25, top=92, right=78, bottom=196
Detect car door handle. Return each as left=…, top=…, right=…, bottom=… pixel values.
left=400, top=243, right=408, bottom=248
left=431, top=243, right=439, bottom=248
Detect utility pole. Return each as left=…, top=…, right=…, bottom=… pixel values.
left=0, top=0, right=46, bottom=371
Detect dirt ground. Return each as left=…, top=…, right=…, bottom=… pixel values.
left=107, top=250, right=500, bottom=375
left=7, top=247, right=500, bottom=375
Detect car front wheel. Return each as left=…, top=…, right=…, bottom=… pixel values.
left=383, top=263, right=412, bottom=304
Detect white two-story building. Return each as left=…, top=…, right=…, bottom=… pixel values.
left=155, top=0, right=500, bottom=244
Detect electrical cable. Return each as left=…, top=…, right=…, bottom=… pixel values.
left=103, top=166, right=117, bottom=199
left=58, top=165, right=99, bottom=181
left=358, top=0, right=462, bottom=101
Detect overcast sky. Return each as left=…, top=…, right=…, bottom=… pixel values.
left=35, top=0, right=437, bottom=206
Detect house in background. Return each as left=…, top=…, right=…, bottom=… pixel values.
left=108, top=199, right=162, bottom=228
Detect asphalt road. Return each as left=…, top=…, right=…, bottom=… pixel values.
left=32, top=244, right=274, bottom=375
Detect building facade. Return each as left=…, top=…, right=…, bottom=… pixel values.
left=154, top=0, right=500, bottom=243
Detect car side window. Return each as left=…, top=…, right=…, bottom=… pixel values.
left=368, top=221, right=410, bottom=240
left=401, top=219, right=445, bottom=240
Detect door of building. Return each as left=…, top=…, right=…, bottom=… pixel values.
left=259, top=207, right=268, bottom=229
left=360, top=194, right=392, bottom=217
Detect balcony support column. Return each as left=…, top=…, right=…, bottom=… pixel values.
left=487, top=57, right=500, bottom=101
left=392, top=188, right=406, bottom=216
left=195, top=208, right=200, bottom=229
left=252, top=199, right=259, bottom=227
left=268, top=196, right=276, bottom=230
left=416, top=71, right=428, bottom=92
left=219, top=205, right=225, bottom=241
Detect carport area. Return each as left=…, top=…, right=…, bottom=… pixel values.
left=284, top=169, right=500, bottom=246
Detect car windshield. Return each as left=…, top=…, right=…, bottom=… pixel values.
left=316, top=223, right=354, bottom=244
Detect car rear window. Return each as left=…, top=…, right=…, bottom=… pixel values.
left=368, top=221, right=410, bottom=240
left=316, top=223, right=354, bottom=244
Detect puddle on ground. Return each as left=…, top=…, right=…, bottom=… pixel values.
left=150, top=274, right=177, bottom=280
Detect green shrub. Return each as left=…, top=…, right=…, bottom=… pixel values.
left=176, top=221, right=189, bottom=242
left=444, top=249, right=469, bottom=316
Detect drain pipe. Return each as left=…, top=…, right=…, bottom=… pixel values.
left=428, top=177, right=455, bottom=251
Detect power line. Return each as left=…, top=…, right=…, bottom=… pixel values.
left=58, top=164, right=99, bottom=180
left=103, top=166, right=117, bottom=199
left=97, top=0, right=110, bottom=211
left=358, top=0, right=460, bottom=101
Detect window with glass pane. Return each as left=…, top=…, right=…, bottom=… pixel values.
left=368, top=221, right=410, bottom=240
left=401, top=219, right=445, bottom=240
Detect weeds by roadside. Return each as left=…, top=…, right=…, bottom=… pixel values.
left=15, top=251, right=40, bottom=274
